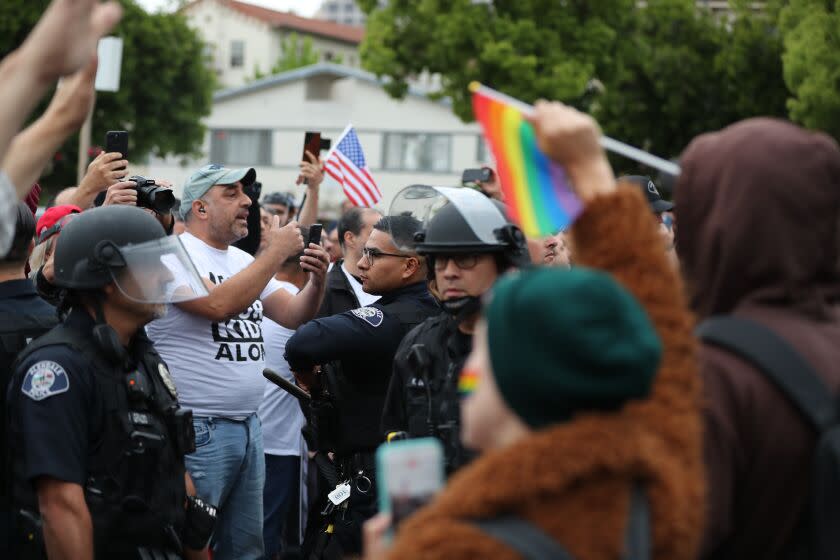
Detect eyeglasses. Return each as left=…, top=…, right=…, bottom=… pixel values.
left=433, top=254, right=480, bottom=271
left=362, top=247, right=411, bottom=265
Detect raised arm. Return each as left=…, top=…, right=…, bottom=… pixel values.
left=530, top=101, right=702, bottom=512
left=296, top=150, right=324, bottom=227
left=0, top=0, right=121, bottom=194
left=2, top=58, right=97, bottom=194
left=176, top=218, right=303, bottom=322
left=262, top=243, right=329, bottom=328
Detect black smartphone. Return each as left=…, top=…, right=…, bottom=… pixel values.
left=303, top=131, right=321, bottom=161
left=309, top=223, right=323, bottom=246
left=105, top=130, right=129, bottom=176
left=320, top=137, right=332, bottom=152
left=462, top=168, right=492, bottom=184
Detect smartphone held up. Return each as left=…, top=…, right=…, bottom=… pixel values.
left=376, top=438, right=444, bottom=529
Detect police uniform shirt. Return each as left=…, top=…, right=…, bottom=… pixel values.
left=285, top=281, right=438, bottom=453
left=285, top=282, right=436, bottom=372
left=11, top=309, right=106, bottom=486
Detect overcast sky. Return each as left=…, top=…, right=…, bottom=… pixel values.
left=135, top=0, right=320, bottom=16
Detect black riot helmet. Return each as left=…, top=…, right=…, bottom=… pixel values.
left=53, top=205, right=207, bottom=303
left=389, top=185, right=529, bottom=320
left=391, top=185, right=529, bottom=269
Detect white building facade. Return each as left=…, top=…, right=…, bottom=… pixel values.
left=315, top=0, right=367, bottom=27
left=181, top=0, right=364, bottom=89
left=142, top=64, right=489, bottom=217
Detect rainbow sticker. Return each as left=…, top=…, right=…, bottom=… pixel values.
left=458, top=367, right=480, bottom=396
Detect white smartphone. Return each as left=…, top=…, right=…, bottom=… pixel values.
left=376, top=438, right=444, bottom=528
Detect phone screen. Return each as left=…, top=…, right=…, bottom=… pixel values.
left=105, top=130, right=129, bottom=175
left=308, top=224, right=323, bottom=246
left=376, top=438, right=444, bottom=528
left=303, top=131, right=321, bottom=162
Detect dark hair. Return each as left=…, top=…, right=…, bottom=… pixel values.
left=373, top=214, right=423, bottom=253
left=2, top=202, right=36, bottom=263
left=262, top=191, right=295, bottom=209
left=338, top=207, right=378, bottom=248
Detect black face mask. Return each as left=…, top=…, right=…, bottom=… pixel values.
left=441, top=295, right=482, bottom=324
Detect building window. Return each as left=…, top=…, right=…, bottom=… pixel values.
left=476, top=136, right=489, bottom=162
left=383, top=133, right=451, bottom=172
left=324, top=51, right=335, bottom=62
left=230, top=40, right=245, bottom=68
left=210, top=129, right=272, bottom=166
left=327, top=2, right=339, bottom=13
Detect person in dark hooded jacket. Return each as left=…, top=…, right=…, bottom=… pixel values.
left=675, top=118, right=840, bottom=560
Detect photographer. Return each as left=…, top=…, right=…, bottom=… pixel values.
left=102, top=176, right=177, bottom=234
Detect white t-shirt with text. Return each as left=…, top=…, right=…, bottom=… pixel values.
left=147, top=232, right=283, bottom=418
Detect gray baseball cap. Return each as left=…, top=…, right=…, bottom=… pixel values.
left=180, top=163, right=256, bottom=220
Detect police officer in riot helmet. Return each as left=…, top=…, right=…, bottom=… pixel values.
left=7, top=205, right=216, bottom=560
left=382, top=186, right=529, bottom=474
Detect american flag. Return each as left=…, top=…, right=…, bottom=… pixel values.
left=324, top=125, right=382, bottom=207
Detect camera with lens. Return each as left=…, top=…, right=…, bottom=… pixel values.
left=128, top=175, right=175, bottom=214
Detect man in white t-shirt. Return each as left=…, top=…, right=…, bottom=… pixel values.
left=146, top=164, right=329, bottom=560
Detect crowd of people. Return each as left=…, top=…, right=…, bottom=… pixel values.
left=2, top=2, right=840, bottom=560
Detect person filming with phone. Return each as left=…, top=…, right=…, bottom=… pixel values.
left=146, top=163, right=330, bottom=560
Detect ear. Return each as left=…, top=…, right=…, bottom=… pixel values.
left=402, top=256, right=420, bottom=279
left=103, top=283, right=117, bottom=297
left=343, top=231, right=354, bottom=248
left=192, top=199, right=206, bottom=219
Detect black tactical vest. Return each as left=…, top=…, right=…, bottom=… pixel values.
left=8, top=323, right=193, bottom=555
left=401, top=315, right=473, bottom=474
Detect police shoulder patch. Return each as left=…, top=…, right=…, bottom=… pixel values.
left=351, top=306, right=384, bottom=328
left=21, top=360, right=70, bottom=401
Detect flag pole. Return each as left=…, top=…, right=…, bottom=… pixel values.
left=469, top=82, right=681, bottom=176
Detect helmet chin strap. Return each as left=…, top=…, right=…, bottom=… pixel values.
left=442, top=295, right=482, bottom=324
left=91, top=293, right=130, bottom=367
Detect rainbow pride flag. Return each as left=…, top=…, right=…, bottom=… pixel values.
left=471, top=83, right=583, bottom=238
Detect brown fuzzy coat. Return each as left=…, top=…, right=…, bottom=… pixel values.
left=385, top=187, right=704, bottom=560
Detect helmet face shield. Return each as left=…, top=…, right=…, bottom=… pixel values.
left=388, top=185, right=510, bottom=252
left=108, top=236, right=208, bottom=304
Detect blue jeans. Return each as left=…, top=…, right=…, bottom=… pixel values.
left=187, top=415, right=265, bottom=560
left=262, top=454, right=300, bottom=557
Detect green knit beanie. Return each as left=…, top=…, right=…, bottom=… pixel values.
left=486, top=267, right=662, bottom=429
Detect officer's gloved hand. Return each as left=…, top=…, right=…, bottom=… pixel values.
left=292, top=367, right=318, bottom=393
left=182, top=495, right=217, bottom=551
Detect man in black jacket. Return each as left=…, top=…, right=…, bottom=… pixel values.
left=316, top=206, right=382, bottom=318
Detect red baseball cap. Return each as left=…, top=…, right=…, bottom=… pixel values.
left=36, top=205, right=82, bottom=243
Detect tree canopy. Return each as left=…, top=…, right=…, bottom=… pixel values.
left=359, top=0, right=813, bottom=162
left=0, top=0, right=215, bottom=189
